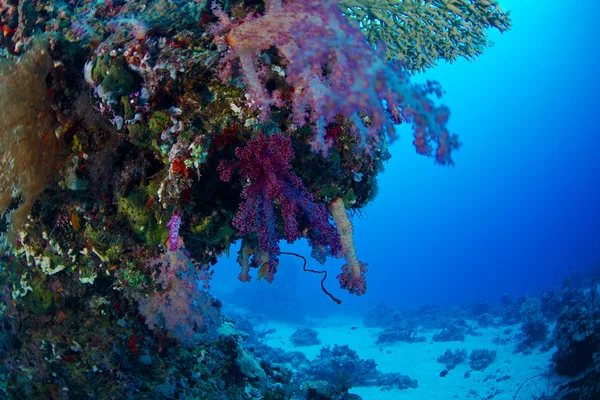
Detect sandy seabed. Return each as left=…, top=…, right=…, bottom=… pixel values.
left=263, top=317, right=558, bottom=400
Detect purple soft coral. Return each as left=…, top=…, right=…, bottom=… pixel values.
left=218, top=133, right=341, bottom=282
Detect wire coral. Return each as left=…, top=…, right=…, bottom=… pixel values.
left=339, top=0, right=512, bottom=73
left=0, top=37, right=59, bottom=245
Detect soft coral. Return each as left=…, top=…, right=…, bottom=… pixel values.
left=211, top=0, right=459, bottom=162
left=218, top=132, right=341, bottom=282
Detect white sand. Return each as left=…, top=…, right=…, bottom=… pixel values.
left=262, top=317, right=560, bottom=399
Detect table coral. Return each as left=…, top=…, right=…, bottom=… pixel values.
left=339, top=0, right=511, bottom=72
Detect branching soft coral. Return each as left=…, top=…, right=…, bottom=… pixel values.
left=218, top=133, right=341, bottom=282
left=339, top=0, right=511, bottom=72
left=211, top=0, right=459, bottom=163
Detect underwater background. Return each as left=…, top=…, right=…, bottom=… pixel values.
left=213, top=0, right=600, bottom=310
left=207, top=1, right=600, bottom=397
left=0, top=0, right=599, bottom=399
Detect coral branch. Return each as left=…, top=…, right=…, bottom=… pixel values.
left=328, top=197, right=367, bottom=295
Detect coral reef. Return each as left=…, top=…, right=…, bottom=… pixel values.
left=437, top=348, right=468, bottom=370
left=515, top=296, right=550, bottom=353
left=290, top=328, right=322, bottom=347
left=468, top=348, right=496, bottom=371
left=433, top=327, right=466, bottom=342
left=376, top=326, right=426, bottom=344
left=549, top=276, right=600, bottom=398
left=302, top=345, right=418, bottom=392
left=551, top=278, right=600, bottom=379
left=0, top=0, right=509, bottom=397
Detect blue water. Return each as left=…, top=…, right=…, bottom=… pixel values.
left=213, top=0, right=600, bottom=314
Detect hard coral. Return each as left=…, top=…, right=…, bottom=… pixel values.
left=339, top=0, right=512, bottom=72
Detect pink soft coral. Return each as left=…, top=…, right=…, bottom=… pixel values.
left=211, top=0, right=459, bottom=162
left=137, top=246, right=217, bottom=344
